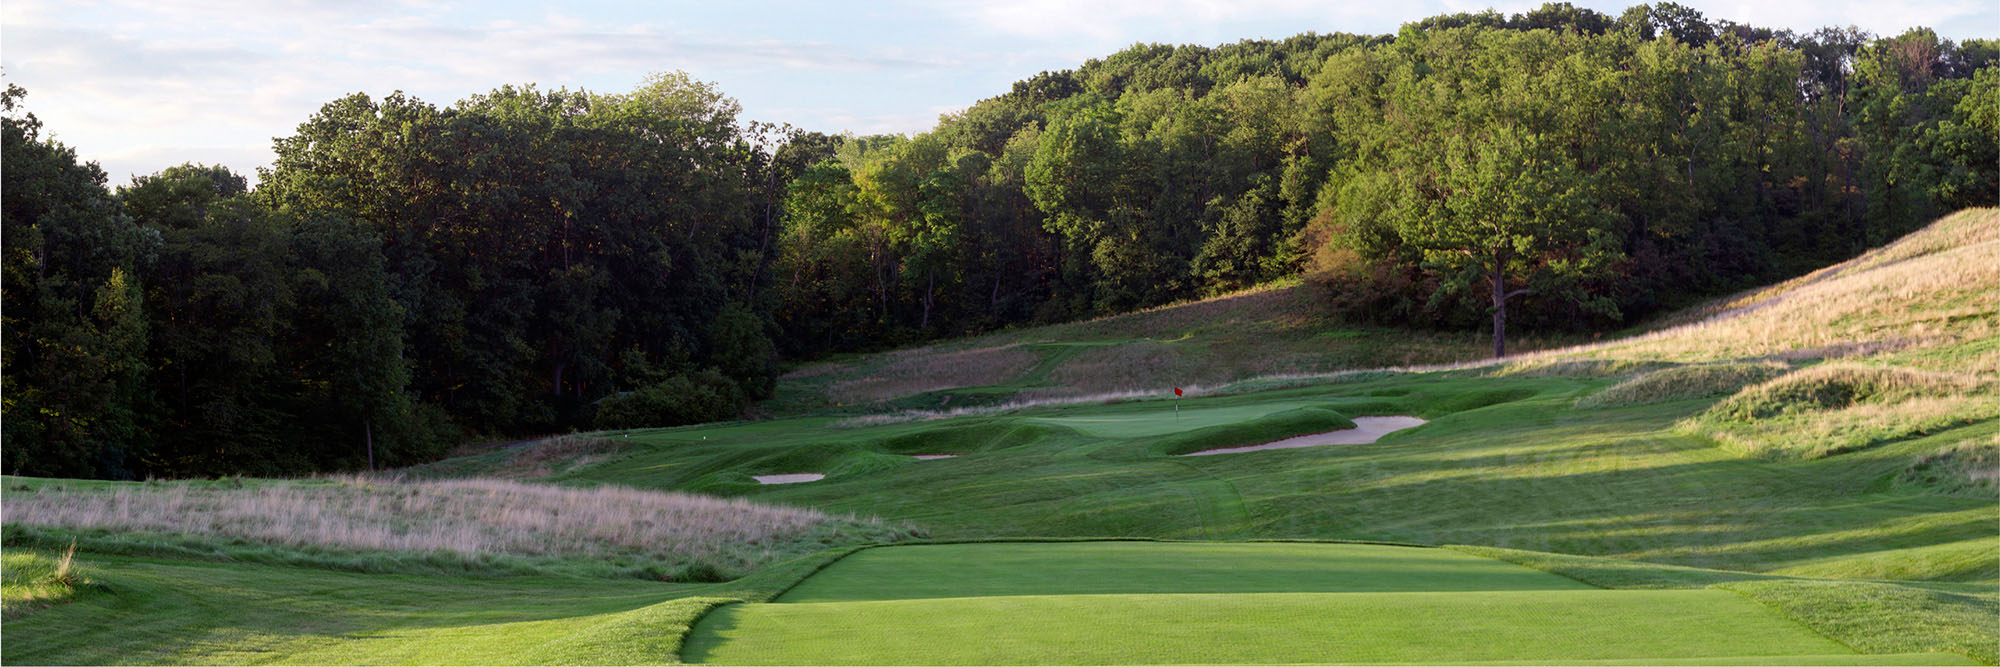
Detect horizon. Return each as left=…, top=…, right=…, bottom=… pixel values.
left=3, top=0, right=1994, bottom=188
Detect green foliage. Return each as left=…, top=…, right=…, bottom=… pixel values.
left=595, top=369, right=749, bottom=430
left=1, top=84, right=159, bottom=478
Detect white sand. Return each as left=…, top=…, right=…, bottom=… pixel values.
left=1180, top=416, right=1428, bottom=456
left=910, top=454, right=961, bottom=460
left=753, top=473, right=826, bottom=484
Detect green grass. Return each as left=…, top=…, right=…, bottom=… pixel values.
left=775, top=542, right=1595, bottom=602
left=681, top=542, right=1988, bottom=665
left=0, top=543, right=877, bottom=666
left=2, top=547, right=91, bottom=620
left=7, top=210, right=1996, bottom=665
left=558, top=374, right=1995, bottom=578
left=688, top=590, right=1866, bottom=665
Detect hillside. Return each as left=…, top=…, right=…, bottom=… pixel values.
left=773, top=208, right=1996, bottom=420
left=768, top=280, right=1578, bottom=415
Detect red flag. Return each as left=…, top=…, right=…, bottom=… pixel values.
left=1173, top=387, right=1183, bottom=396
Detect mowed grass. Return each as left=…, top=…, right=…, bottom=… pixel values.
left=689, top=591, right=1862, bottom=665
left=775, top=541, right=1593, bottom=601
left=685, top=542, right=1952, bottom=665
left=563, top=374, right=1994, bottom=579
left=0, top=553, right=705, bottom=665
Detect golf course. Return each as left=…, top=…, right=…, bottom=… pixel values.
left=5, top=1, right=1998, bottom=661
left=4, top=207, right=1995, bottom=665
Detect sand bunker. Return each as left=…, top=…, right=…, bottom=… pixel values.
left=754, top=473, right=826, bottom=484
left=910, top=454, right=960, bottom=460
left=1181, top=416, right=1428, bottom=456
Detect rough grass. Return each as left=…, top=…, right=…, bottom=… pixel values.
left=1682, top=364, right=1997, bottom=459
left=824, top=343, right=1041, bottom=405
left=774, top=280, right=1575, bottom=413
left=399, top=434, right=627, bottom=479
left=1, top=544, right=90, bottom=620
left=0, top=537, right=879, bottom=665
left=1577, top=362, right=1789, bottom=408
left=1587, top=208, right=1998, bottom=368
left=1452, top=545, right=1998, bottom=665
left=5, top=476, right=907, bottom=580
left=1721, top=580, right=2000, bottom=664
left=1897, top=435, right=2000, bottom=495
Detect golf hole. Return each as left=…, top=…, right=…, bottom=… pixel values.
left=754, top=473, right=826, bottom=484
left=1181, top=416, right=1427, bottom=456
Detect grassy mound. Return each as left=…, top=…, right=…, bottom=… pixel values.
left=1681, top=364, right=1996, bottom=459
left=1, top=544, right=92, bottom=620
left=1898, top=436, right=2000, bottom=495
left=1150, top=406, right=1355, bottom=455
left=1577, top=362, right=1788, bottom=408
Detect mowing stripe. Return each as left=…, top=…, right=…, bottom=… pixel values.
left=774, top=542, right=1593, bottom=602
left=684, top=590, right=1857, bottom=665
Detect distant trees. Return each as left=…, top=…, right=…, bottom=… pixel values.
left=5, top=3, right=1996, bottom=478
left=767, top=7, right=1994, bottom=358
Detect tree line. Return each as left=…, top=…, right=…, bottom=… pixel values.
left=5, top=3, right=1993, bottom=478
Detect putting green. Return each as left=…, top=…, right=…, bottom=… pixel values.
left=775, top=541, right=1595, bottom=602
left=685, top=542, right=1973, bottom=665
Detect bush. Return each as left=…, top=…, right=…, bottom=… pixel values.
left=594, top=369, right=748, bottom=429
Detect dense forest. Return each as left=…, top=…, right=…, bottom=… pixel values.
left=5, top=3, right=1994, bottom=478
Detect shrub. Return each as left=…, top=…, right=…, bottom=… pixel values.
left=595, top=368, right=748, bottom=429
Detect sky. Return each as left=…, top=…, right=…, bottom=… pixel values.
left=4, top=0, right=1994, bottom=186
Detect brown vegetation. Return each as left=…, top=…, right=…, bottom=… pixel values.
left=6, top=477, right=870, bottom=568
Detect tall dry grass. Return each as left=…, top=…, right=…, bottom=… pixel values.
left=6, top=477, right=877, bottom=574
left=1680, top=363, right=1997, bottom=459
left=1576, top=362, right=1790, bottom=408
left=825, top=343, right=1041, bottom=404
left=1589, top=209, right=1998, bottom=365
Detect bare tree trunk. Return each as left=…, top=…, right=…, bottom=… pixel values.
left=1491, top=267, right=1507, bottom=359
left=920, top=270, right=935, bottom=330
left=365, top=420, right=376, bottom=472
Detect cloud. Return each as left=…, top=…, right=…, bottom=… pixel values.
left=4, top=0, right=1992, bottom=186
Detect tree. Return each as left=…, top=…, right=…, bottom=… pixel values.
left=1402, top=129, right=1619, bottom=357
left=2, top=84, right=158, bottom=477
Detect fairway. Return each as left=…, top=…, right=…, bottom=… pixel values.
left=685, top=542, right=1967, bottom=665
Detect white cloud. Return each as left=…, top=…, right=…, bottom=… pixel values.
left=2, top=0, right=1992, bottom=186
